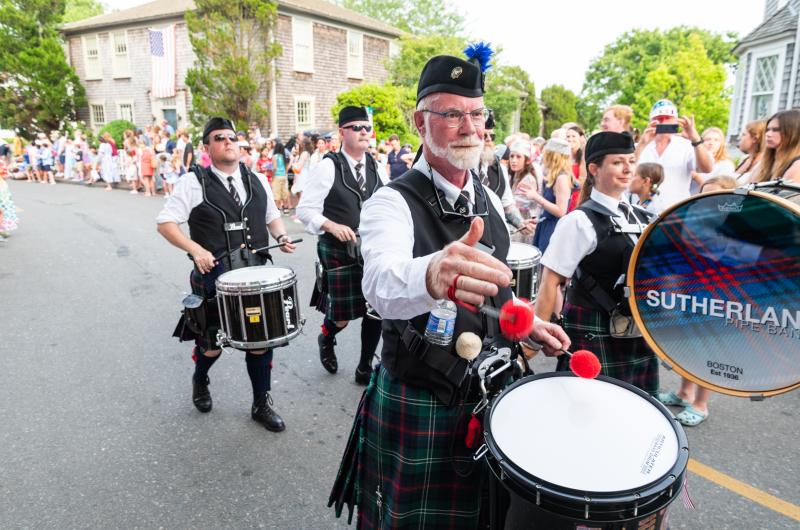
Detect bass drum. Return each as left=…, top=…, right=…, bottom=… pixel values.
left=627, top=182, right=800, bottom=398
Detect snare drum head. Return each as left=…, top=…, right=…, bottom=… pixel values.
left=507, top=242, right=542, bottom=268
left=628, top=190, right=800, bottom=397
left=488, top=375, right=680, bottom=493
left=217, top=265, right=295, bottom=289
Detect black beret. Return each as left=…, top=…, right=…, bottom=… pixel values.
left=202, top=117, right=236, bottom=144
left=485, top=110, right=495, bottom=130
left=416, top=55, right=484, bottom=103
left=338, top=106, right=369, bottom=126
left=585, top=131, right=635, bottom=165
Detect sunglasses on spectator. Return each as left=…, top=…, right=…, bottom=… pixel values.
left=484, top=133, right=496, bottom=141
left=342, top=124, right=373, bottom=133
left=212, top=134, right=237, bottom=142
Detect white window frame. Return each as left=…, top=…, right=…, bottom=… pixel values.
left=82, top=34, right=102, bottom=80
left=347, top=31, right=364, bottom=79
left=110, top=30, right=131, bottom=79
left=744, top=44, right=786, bottom=121
left=292, top=16, right=314, bottom=73
left=294, top=96, right=315, bottom=132
left=116, top=100, right=135, bottom=123
left=89, top=101, right=106, bottom=129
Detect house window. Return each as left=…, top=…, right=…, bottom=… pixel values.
left=111, top=31, right=130, bottom=78
left=295, top=96, right=314, bottom=131
left=117, top=101, right=134, bottom=123
left=83, top=34, right=101, bottom=80
left=750, top=54, right=779, bottom=120
left=347, top=31, right=364, bottom=79
left=292, top=17, right=314, bottom=73
left=90, top=103, right=106, bottom=128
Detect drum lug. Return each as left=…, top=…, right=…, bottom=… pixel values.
left=584, top=497, right=590, bottom=520
left=660, top=359, right=673, bottom=371
left=633, top=497, right=639, bottom=517
left=535, top=485, right=541, bottom=505
left=749, top=394, right=765, bottom=402
left=472, top=444, right=488, bottom=461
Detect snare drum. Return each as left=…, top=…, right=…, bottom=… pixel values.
left=481, top=373, right=688, bottom=529
left=506, top=242, right=542, bottom=301
left=216, top=266, right=303, bottom=350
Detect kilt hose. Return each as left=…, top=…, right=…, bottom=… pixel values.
left=332, top=366, right=486, bottom=529
left=315, top=237, right=367, bottom=322
left=558, top=303, right=659, bottom=395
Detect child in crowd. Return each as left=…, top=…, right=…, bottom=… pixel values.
left=87, top=147, right=99, bottom=185
left=158, top=153, right=172, bottom=197
left=256, top=146, right=274, bottom=183
left=700, top=175, right=737, bottom=193
left=629, top=162, right=665, bottom=215
left=0, top=160, right=19, bottom=241
left=38, top=141, right=55, bottom=185
left=139, top=143, right=156, bottom=197
left=124, top=147, right=140, bottom=194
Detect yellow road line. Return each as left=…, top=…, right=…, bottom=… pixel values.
left=688, top=458, right=800, bottom=522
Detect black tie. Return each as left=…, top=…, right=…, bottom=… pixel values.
left=354, top=162, right=366, bottom=193
left=227, top=176, right=242, bottom=207
left=618, top=202, right=633, bottom=223
left=453, top=190, right=471, bottom=215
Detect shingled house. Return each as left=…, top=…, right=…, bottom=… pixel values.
left=60, top=0, right=402, bottom=138
left=728, top=0, right=800, bottom=141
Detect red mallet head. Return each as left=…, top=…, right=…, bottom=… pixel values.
left=569, top=349, right=601, bottom=379
left=498, top=298, right=535, bottom=340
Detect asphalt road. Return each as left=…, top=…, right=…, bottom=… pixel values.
left=0, top=180, right=797, bottom=529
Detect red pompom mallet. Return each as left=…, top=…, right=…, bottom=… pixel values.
left=498, top=298, right=535, bottom=340
left=569, top=349, right=601, bottom=379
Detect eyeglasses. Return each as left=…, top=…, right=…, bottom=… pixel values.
left=342, top=124, right=373, bottom=133
left=421, top=108, right=491, bottom=128
left=212, top=134, right=237, bottom=143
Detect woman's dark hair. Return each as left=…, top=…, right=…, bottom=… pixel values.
left=569, top=125, right=584, bottom=165
left=272, top=141, right=285, bottom=157
left=579, top=154, right=604, bottom=205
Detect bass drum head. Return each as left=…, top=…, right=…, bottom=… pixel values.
left=506, top=242, right=542, bottom=269
left=487, top=374, right=682, bottom=494
left=628, top=188, right=800, bottom=397
left=217, top=265, right=295, bottom=291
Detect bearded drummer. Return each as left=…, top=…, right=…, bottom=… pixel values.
left=329, top=47, right=570, bottom=528
left=156, top=117, right=295, bottom=432
left=535, top=131, right=658, bottom=395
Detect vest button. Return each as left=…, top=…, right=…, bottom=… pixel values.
left=247, top=235, right=252, bottom=240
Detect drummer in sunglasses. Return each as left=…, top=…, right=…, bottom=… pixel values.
left=156, top=116, right=295, bottom=433
left=329, top=48, right=570, bottom=528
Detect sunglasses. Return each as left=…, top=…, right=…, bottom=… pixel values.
left=484, top=133, right=496, bottom=141
left=212, top=134, right=237, bottom=143
left=343, top=124, right=373, bottom=133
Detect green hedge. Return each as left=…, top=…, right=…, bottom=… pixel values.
left=98, top=119, right=136, bottom=146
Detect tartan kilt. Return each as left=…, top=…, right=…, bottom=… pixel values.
left=352, top=366, right=485, bottom=529
left=560, top=303, right=659, bottom=395
left=315, top=237, right=367, bottom=322
left=188, top=268, right=221, bottom=351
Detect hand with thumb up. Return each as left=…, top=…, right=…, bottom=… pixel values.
left=425, top=217, right=512, bottom=307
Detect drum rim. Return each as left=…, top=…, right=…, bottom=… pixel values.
left=626, top=188, right=800, bottom=398
left=483, top=372, right=689, bottom=509
left=507, top=242, right=543, bottom=268
left=216, top=266, right=296, bottom=293
left=226, top=326, right=302, bottom=349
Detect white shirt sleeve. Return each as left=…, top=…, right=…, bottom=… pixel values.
left=296, top=157, right=335, bottom=235
left=376, top=159, right=390, bottom=184
left=155, top=173, right=201, bottom=224
left=499, top=164, right=515, bottom=208
left=254, top=171, right=281, bottom=224
left=539, top=210, right=597, bottom=279
left=360, top=186, right=438, bottom=319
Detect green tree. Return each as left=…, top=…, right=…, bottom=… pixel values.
left=388, top=34, right=467, bottom=88
left=540, top=85, right=578, bottom=137
left=185, top=0, right=281, bottom=130
left=341, top=0, right=464, bottom=36
left=580, top=26, right=737, bottom=129
left=631, top=35, right=730, bottom=132
left=0, top=0, right=86, bottom=138
left=63, top=0, right=103, bottom=23
left=334, top=84, right=417, bottom=146
left=98, top=119, right=136, bottom=146
left=484, top=65, right=538, bottom=139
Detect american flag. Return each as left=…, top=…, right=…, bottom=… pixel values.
left=149, top=25, right=176, bottom=98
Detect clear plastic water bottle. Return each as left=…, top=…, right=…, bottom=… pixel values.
left=424, top=300, right=457, bottom=346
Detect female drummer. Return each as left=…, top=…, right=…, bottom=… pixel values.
left=753, top=109, right=800, bottom=183
left=535, top=131, right=659, bottom=395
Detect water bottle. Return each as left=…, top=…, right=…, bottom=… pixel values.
left=424, top=300, right=457, bottom=346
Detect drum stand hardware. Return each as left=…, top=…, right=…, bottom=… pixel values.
left=472, top=347, right=513, bottom=416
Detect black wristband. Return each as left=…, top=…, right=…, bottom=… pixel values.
left=691, top=139, right=703, bottom=147
left=274, top=233, right=287, bottom=242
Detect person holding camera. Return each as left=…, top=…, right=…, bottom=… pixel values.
left=296, top=106, right=389, bottom=385
left=635, top=99, right=713, bottom=209
left=535, top=131, right=659, bottom=395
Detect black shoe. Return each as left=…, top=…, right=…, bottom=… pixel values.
left=354, top=366, right=372, bottom=386
left=192, top=375, right=212, bottom=413
left=252, top=393, right=285, bottom=432
left=318, top=333, right=338, bottom=374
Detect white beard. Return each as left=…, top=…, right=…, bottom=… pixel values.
left=424, top=128, right=482, bottom=170
left=480, top=145, right=495, bottom=166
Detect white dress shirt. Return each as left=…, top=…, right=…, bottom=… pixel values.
left=360, top=154, right=506, bottom=320
left=478, top=159, right=514, bottom=209
left=540, top=188, right=643, bottom=279
left=296, top=149, right=390, bottom=235
left=155, top=164, right=280, bottom=225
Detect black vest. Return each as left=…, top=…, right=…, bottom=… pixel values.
left=566, top=199, right=651, bottom=311
left=485, top=157, right=506, bottom=198
left=321, top=151, right=382, bottom=230
left=380, top=169, right=513, bottom=392
left=187, top=164, right=270, bottom=269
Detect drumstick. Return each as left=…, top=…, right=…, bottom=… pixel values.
left=249, top=237, right=304, bottom=254
left=521, top=337, right=601, bottom=379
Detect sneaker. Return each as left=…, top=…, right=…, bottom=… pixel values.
left=252, top=393, right=285, bottom=432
